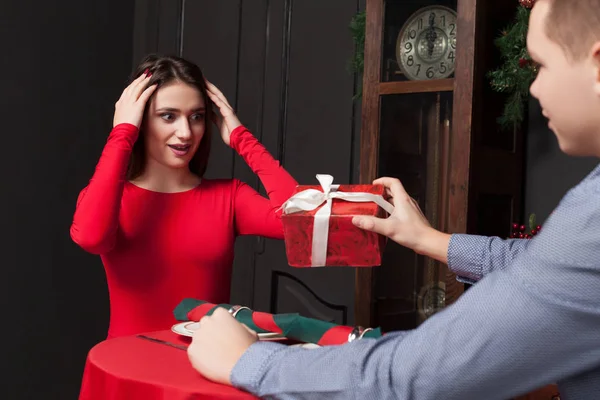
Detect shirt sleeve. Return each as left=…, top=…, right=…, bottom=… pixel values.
left=447, top=234, right=531, bottom=284
left=69, top=123, right=138, bottom=254
left=230, top=126, right=298, bottom=238
left=230, top=186, right=600, bottom=399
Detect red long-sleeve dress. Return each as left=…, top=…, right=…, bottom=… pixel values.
left=70, top=123, right=297, bottom=338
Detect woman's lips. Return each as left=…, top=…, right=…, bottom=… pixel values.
left=168, top=144, right=191, bottom=156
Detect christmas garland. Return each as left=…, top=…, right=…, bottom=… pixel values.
left=487, top=0, right=538, bottom=130
left=351, top=0, right=538, bottom=118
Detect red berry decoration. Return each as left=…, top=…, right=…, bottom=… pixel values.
left=509, top=214, right=539, bottom=240
left=519, top=0, right=536, bottom=9
left=518, top=58, right=529, bottom=68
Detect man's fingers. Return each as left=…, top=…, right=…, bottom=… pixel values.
left=352, top=215, right=392, bottom=237
left=198, top=315, right=210, bottom=328
left=241, top=324, right=258, bottom=337
left=373, top=177, right=408, bottom=199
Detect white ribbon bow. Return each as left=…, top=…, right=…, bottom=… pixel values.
left=282, top=174, right=395, bottom=267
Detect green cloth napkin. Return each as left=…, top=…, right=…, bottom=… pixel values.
left=174, top=298, right=382, bottom=345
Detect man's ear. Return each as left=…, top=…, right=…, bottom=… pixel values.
left=592, top=42, right=600, bottom=96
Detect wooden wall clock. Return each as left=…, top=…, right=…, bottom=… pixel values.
left=396, top=6, right=457, bottom=80
left=356, top=0, right=527, bottom=336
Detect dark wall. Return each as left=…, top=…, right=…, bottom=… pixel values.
left=524, top=99, right=598, bottom=224
left=0, top=0, right=590, bottom=397
left=1, top=0, right=135, bottom=398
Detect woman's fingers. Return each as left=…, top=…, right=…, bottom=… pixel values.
left=124, top=71, right=149, bottom=98
left=132, top=73, right=153, bottom=101
left=205, top=80, right=233, bottom=110
left=137, top=84, right=158, bottom=106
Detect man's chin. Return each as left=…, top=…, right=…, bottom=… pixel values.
left=557, top=140, right=598, bottom=157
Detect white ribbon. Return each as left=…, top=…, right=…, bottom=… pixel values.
left=282, top=174, right=395, bottom=267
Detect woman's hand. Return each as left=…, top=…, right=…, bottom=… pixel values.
left=113, top=70, right=157, bottom=128
left=205, top=80, right=242, bottom=146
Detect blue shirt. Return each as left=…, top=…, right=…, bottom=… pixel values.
left=230, top=164, right=600, bottom=399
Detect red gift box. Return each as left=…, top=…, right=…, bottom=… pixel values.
left=281, top=176, right=391, bottom=267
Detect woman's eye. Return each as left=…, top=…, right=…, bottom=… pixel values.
left=160, top=113, right=174, bottom=121
left=191, top=113, right=205, bottom=121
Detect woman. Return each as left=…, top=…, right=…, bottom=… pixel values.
left=70, top=54, right=298, bottom=338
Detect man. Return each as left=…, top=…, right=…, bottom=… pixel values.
left=187, top=1, right=600, bottom=398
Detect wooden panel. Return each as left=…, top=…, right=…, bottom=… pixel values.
left=466, top=0, right=527, bottom=241
left=250, top=0, right=361, bottom=323
left=380, top=79, right=454, bottom=95
left=157, top=0, right=183, bottom=55
left=221, top=0, right=288, bottom=313
left=178, top=1, right=263, bottom=309
left=271, top=271, right=348, bottom=324
left=446, top=0, right=478, bottom=304
left=356, top=0, right=384, bottom=328
left=374, top=92, right=451, bottom=331
left=476, top=193, right=514, bottom=238
left=283, top=1, right=357, bottom=181
left=181, top=0, right=241, bottom=180
left=514, top=384, right=560, bottom=400
left=230, top=0, right=270, bottom=307
left=132, top=0, right=159, bottom=65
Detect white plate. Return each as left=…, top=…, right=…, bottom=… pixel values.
left=171, top=321, right=284, bottom=340
left=290, top=343, right=321, bottom=350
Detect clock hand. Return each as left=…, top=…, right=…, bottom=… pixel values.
left=425, top=13, right=437, bottom=58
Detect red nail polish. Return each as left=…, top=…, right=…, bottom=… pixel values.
left=143, top=68, right=149, bottom=75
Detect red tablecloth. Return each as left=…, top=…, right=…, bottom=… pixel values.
left=79, top=329, right=257, bottom=400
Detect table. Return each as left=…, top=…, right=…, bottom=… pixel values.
left=79, top=329, right=257, bottom=400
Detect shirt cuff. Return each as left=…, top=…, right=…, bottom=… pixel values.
left=447, top=234, right=488, bottom=284
left=230, top=341, right=286, bottom=393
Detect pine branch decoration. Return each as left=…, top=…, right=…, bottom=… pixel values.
left=487, top=3, right=538, bottom=130
left=349, top=11, right=366, bottom=76
left=349, top=10, right=366, bottom=99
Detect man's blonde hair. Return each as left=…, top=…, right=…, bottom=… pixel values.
left=545, top=0, right=600, bottom=61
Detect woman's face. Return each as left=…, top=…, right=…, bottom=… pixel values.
left=143, top=80, right=206, bottom=170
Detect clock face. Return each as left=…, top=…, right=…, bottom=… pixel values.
left=396, top=6, right=457, bottom=81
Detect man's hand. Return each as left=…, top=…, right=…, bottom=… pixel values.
left=352, top=177, right=451, bottom=263
left=187, top=307, right=258, bottom=385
